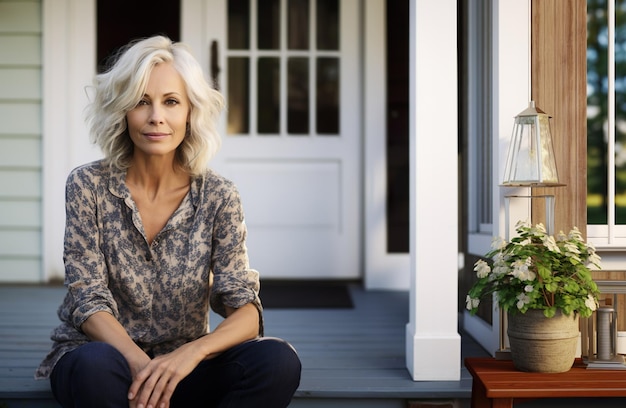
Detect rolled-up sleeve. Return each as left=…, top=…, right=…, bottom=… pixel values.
left=209, top=184, right=263, bottom=335
left=60, top=168, right=118, bottom=330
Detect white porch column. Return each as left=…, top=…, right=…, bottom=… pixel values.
left=406, top=0, right=460, bottom=381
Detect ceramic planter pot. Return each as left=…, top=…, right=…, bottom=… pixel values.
left=507, top=309, right=579, bottom=373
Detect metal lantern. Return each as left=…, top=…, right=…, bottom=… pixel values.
left=502, top=101, right=560, bottom=186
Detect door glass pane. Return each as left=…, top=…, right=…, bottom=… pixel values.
left=316, top=57, right=339, bottom=134
left=386, top=0, right=409, bottom=253
left=288, top=0, right=309, bottom=50
left=258, top=57, right=280, bottom=134
left=288, top=57, right=310, bottom=134
left=316, top=0, right=339, bottom=50
left=228, top=57, right=250, bottom=134
left=258, top=0, right=280, bottom=50
left=228, top=0, right=250, bottom=50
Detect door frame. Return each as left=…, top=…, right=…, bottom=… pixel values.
left=42, top=0, right=100, bottom=280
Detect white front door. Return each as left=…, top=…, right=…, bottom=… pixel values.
left=183, top=0, right=361, bottom=279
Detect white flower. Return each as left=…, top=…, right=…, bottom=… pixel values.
left=466, top=295, right=480, bottom=310
left=585, top=294, right=598, bottom=311
left=516, top=292, right=531, bottom=309
left=564, top=242, right=580, bottom=254
left=569, top=227, right=583, bottom=241
left=542, top=235, right=560, bottom=252
left=533, top=223, right=547, bottom=234
left=510, top=258, right=536, bottom=281
left=524, top=285, right=534, bottom=293
left=474, top=259, right=491, bottom=278
left=492, top=264, right=509, bottom=276
left=588, top=252, right=602, bottom=268
left=491, top=236, right=506, bottom=251
left=565, top=252, right=583, bottom=264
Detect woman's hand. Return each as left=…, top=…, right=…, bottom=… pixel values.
left=128, top=302, right=259, bottom=408
left=128, top=341, right=203, bottom=408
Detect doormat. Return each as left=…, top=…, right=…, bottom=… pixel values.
left=260, top=280, right=354, bottom=309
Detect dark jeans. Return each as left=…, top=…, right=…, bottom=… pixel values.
left=50, top=337, right=301, bottom=408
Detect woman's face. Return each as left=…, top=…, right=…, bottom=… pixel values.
left=126, top=62, right=190, bottom=162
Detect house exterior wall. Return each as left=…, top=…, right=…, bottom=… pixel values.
left=0, top=0, right=43, bottom=282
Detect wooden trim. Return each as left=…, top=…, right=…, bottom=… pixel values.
left=531, top=1, right=626, bottom=331
left=531, top=0, right=587, bottom=235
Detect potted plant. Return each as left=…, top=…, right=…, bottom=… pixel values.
left=466, top=221, right=601, bottom=372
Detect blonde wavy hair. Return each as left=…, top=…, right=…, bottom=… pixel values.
left=86, top=36, right=224, bottom=176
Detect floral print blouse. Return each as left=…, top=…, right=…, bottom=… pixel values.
left=35, top=160, right=263, bottom=379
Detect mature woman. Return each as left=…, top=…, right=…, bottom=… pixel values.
left=35, top=36, right=301, bottom=408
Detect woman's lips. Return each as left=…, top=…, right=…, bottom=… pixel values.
left=144, top=132, right=169, bottom=141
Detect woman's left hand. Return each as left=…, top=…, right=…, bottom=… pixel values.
left=128, top=341, right=203, bottom=408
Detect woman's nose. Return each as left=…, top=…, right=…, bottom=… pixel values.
left=149, top=106, right=165, bottom=124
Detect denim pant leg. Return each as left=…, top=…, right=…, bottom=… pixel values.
left=50, top=342, right=132, bottom=408
left=171, top=337, right=302, bottom=408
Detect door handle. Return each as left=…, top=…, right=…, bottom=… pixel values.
left=210, top=40, right=220, bottom=90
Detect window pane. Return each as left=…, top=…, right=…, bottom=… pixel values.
left=258, top=57, right=280, bottom=134
left=386, top=0, right=409, bottom=253
left=617, top=1, right=626, bottom=224
left=288, top=0, right=309, bottom=50
left=258, top=0, right=280, bottom=50
left=316, top=0, right=339, bottom=50
left=228, top=0, right=249, bottom=50
left=316, top=57, right=339, bottom=134
left=227, top=57, right=249, bottom=134
left=587, top=1, right=608, bottom=224
left=288, top=58, right=309, bottom=134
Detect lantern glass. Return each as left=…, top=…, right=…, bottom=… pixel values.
left=502, top=101, right=560, bottom=186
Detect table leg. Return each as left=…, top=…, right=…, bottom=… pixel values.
left=471, top=379, right=491, bottom=408
left=492, top=398, right=514, bottom=408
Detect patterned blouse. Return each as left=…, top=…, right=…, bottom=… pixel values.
left=35, top=160, right=263, bottom=379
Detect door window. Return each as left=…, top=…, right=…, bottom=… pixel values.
left=226, top=0, right=339, bottom=137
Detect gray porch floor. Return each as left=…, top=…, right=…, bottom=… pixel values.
left=0, top=284, right=486, bottom=407
left=4, top=284, right=623, bottom=407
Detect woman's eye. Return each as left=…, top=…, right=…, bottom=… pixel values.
left=165, top=99, right=179, bottom=105
left=136, top=99, right=149, bottom=106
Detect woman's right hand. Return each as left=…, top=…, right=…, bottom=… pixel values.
left=80, top=312, right=153, bottom=406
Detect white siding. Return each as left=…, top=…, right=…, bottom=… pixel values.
left=0, top=0, right=43, bottom=282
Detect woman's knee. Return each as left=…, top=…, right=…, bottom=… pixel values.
left=51, top=342, right=132, bottom=406
left=249, top=337, right=302, bottom=388
left=71, top=342, right=130, bottom=380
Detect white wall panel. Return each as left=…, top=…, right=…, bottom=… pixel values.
left=0, top=35, right=41, bottom=65
left=0, top=259, right=41, bottom=282
left=0, top=103, right=41, bottom=134
left=0, top=69, right=41, bottom=99
left=0, top=139, right=41, bottom=167
left=0, top=201, right=40, bottom=228
left=0, top=230, right=41, bottom=257
left=0, top=1, right=41, bottom=33
left=0, top=0, right=43, bottom=282
left=0, top=170, right=41, bottom=198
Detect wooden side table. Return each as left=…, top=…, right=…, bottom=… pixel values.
left=465, top=357, right=626, bottom=408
